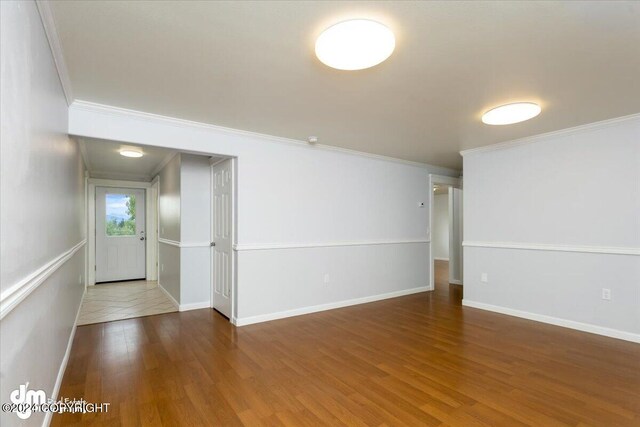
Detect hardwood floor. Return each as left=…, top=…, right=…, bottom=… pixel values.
left=53, top=260, right=640, bottom=426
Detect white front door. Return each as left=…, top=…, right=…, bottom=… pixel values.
left=96, top=187, right=146, bottom=283
left=211, top=159, right=233, bottom=318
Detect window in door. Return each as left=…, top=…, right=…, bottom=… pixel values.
left=105, top=193, right=137, bottom=236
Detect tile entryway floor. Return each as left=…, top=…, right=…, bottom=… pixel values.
left=77, top=280, right=177, bottom=325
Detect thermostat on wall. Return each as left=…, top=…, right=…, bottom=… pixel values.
left=418, top=202, right=425, bottom=208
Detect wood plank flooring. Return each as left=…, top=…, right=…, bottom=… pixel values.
left=53, top=261, right=640, bottom=426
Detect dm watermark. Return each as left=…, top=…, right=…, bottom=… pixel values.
left=2, top=383, right=110, bottom=420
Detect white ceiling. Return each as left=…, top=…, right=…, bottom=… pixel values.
left=79, top=137, right=177, bottom=181
left=52, top=1, right=640, bottom=169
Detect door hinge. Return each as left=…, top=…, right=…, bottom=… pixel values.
left=94, top=265, right=96, bottom=271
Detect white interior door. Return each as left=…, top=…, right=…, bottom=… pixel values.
left=211, top=159, right=233, bottom=318
left=96, top=187, right=146, bottom=283
left=449, top=188, right=463, bottom=285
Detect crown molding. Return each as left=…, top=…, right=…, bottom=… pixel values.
left=460, top=113, right=640, bottom=157
left=89, top=170, right=152, bottom=182
left=88, top=178, right=152, bottom=188
left=69, top=100, right=459, bottom=176
left=76, top=138, right=91, bottom=171
left=36, top=0, right=74, bottom=106
left=151, top=152, right=179, bottom=179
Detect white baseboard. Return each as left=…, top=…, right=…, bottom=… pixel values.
left=158, top=283, right=179, bottom=310
left=462, top=299, right=640, bottom=344
left=434, top=257, right=450, bottom=261
left=233, top=286, right=430, bottom=327
left=179, top=301, right=210, bottom=312
left=44, top=288, right=86, bottom=427
left=449, top=279, right=462, bottom=285
left=157, top=283, right=209, bottom=312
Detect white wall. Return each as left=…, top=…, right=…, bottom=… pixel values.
left=158, top=154, right=181, bottom=301
left=0, top=2, right=86, bottom=425
left=68, top=101, right=459, bottom=324
left=157, top=154, right=212, bottom=307
left=179, top=154, right=211, bottom=305
left=462, top=115, right=640, bottom=342
left=432, top=193, right=449, bottom=260
left=158, top=154, right=181, bottom=242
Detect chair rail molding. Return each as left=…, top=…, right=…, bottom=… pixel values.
left=0, top=239, right=87, bottom=319
left=462, top=241, right=640, bottom=256
left=158, top=238, right=210, bottom=248
left=233, top=238, right=430, bottom=251
left=158, top=238, right=181, bottom=248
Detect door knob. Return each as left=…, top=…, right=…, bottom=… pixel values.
left=140, top=237, right=145, bottom=241
left=211, top=242, right=216, bottom=246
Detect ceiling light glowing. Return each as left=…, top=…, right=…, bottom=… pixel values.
left=315, top=19, right=395, bottom=70
left=120, top=149, right=143, bottom=158
left=482, top=102, right=541, bottom=125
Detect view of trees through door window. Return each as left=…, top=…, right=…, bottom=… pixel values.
left=105, top=193, right=136, bottom=236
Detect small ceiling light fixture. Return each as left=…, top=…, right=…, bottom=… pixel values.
left=482, top=102, right=541, bottom=125
left=119, top=149, right=143, bottom=158
left=315, top=19, right=395, bottom=70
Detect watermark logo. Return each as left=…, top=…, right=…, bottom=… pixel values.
left=3, top=383, right=110, bottom=420
left=9, top=382, right=46, bottom=420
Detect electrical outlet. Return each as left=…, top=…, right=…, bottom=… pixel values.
left=323, top=273, right=330, bottom=284
left=161, top=264, right=165, bottom=272
left=480, top=273, right=488, bottom=283
left=78, top=275, right=82, bottom=285
left=602, top=288, right=611, bottom=301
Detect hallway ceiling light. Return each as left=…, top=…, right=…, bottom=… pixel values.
left=119, top=149, right=143, bottom=158
left=482, top=102, right=542, bottom=125
left=315, top=19, right=395, bottom=70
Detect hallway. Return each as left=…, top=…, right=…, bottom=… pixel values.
left=78, top=281, right=177, bottom=325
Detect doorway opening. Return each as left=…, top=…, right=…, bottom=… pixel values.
left=77, top=136, right=237, bottom=325
left=428, top=174, right=463, bottom=291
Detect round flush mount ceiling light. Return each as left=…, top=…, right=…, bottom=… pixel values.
left=315, top=19, right=395, bottom=70
left=482, top=102, right=542, bottom=125
left=119, top=149, right=143, bottom=158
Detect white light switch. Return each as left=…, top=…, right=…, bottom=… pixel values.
left=481, top=273, right=488, bottom=283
